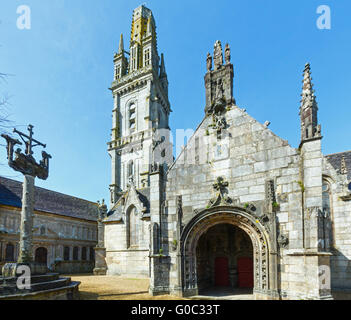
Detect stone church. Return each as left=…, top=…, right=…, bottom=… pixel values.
left=101, top=5, right=351, bottom=299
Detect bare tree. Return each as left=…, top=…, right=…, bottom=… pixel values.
left=0, top=72, right=12, bottom=135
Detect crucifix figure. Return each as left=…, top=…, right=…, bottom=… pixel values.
left=213, top=176, right=228, bottom=199
left=1, top=125, right=51, bottom=275
left=207, top=176, right=232, bottom=208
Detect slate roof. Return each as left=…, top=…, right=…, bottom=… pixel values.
left=326, top=151, right=351, bottom=181
left=0, top=176, right=98, bottom=222
left=105, top=187, right=150, bottom=222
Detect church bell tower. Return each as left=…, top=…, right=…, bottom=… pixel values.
left=108, top=5, right=172, bottom=205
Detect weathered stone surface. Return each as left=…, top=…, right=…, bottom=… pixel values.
left=103, top=5, right=351, bottom=301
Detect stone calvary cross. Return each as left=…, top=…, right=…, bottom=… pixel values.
left=1, top=125, right=52, bottom=276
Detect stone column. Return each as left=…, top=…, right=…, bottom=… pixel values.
left=18, top=174, right=35, bottom=263
left=93, top=201, right=107, bottom=275
left=289, top=138, right=332, bottom=299
left=149, top=165, right=170, bottom=296
left=2, top=175, right=47, bottom=277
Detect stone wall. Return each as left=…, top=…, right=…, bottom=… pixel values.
left=0, top=206, right=97, bottom=269
left=53, top=260, right=94, bottom=274
left=323, top=159, right=351, bottom=292
left=161, top=105, right=347, bottom=299
left=165, top=106, right=303, bottom=297
left=104, top=221, right=150, bottom=277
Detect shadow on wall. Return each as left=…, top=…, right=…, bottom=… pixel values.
left=330, top=248, right=351, bottom=300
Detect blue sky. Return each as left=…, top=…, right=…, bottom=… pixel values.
left=0, top=0, right=350, bottom=205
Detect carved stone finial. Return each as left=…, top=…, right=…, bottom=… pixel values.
left=300, top=62, right=321, bottom=142
left=98, top=199, right=108, bottom=217
left=213, top=40, right=223, bottom=70
left=206, top=53, right=212, bottom=71
left=225, top=43, right=231, bottom=64
left=264, top=121, right=271, bottom=128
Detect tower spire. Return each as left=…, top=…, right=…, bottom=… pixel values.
left=118, top=33, right=124, bottom=55
left=299, top=63, right=321, bottom=142
left=160, top=53, right=166, bottom=77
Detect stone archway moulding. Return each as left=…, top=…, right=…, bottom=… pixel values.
left=180, top=206, right=278, bottom=298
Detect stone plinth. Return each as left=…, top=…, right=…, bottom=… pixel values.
left=2, top=262, right=47, bottom=278
left=93, top=247, right=107, bottom=275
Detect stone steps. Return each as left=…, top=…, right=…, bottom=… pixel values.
left=0, top=273, right=60, bottom=285
left=0, top=274, right=79, bottom=299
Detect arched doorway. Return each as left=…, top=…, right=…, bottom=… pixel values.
left=180, top=206, right=277, bottom=298
left=35, top=247, right=48, bottom=265
left=196, top=224, right=254, bottom=294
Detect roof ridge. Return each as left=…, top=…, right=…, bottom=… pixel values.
left=0, top=176, right=97, bottom=205
left=326, top=150, right=351, bottom=157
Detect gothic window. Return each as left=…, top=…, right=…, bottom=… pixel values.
left=127, top=206, right=139, bottom=248
left=322, top=180, right=331, bottom=213
left=64, top=246, right=70, bottom=261
left=73, top=247, right=79, bottom=260
left=131, top=46, right=138, bottom=71
left=35, top=247, right=48, bottom=264
left=322, top=179, right=333, bottom=249
left=115, top=64, right=121, bottom=80
left=144, top=48, right=151, bottom=66
left=5, top=243, right=14, bottom=262
left=81, top=247, right=87, bottom=261
left=129, top=102, right=136, bottom=132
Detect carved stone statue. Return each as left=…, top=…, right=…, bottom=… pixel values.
left=206, top=53, right=212, bottom=71
left=213, top=40, right=223, bottom=70
left=214, top=114, right=226, bottom=131
left=215, top=79, right=223, bottom=101
left=225, top=43, right=231, bottom=64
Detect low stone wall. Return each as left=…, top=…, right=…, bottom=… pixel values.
left=53, top=261, right=94, bottom=274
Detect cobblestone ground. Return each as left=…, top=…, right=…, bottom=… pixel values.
left=66, top=274, right=187, bottom=300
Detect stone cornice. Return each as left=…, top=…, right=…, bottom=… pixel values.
left=111, top=66, right=171, bottom=113
left=111, top=66, right=153, bottom=90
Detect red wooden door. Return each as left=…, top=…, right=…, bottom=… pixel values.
left=215, top=257, right=230, bottom=286
left=237, top=257, right=253, bottom=288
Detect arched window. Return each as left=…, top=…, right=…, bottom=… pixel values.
left=127, top=206, right=139, bottom=248
left=144, top=48, right=151, bottom=67
left=130, top=45, right=138, bottom=71
left=35, top=247, right=48, bottom=264
left=81, top=247, right=87, bottom=261
left=64, top=246, right=70, bottom=261
left=73, top=247, right=79, bottom=260
left=322, top=181, right=331, bottom=212
left=322, top=179, right=333, bottom=249
left=5, top=243, right=15, bottom=262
